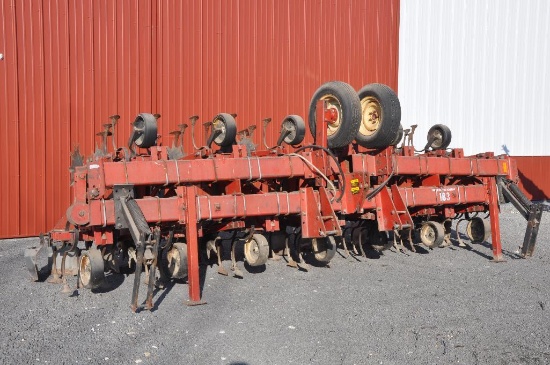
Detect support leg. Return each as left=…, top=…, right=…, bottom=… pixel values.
left=184, top=186, right=205, bottom=305
left=488, top=178, right=504, bottom=262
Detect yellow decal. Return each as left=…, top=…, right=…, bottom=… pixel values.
left=502, top=162, right=508, bottom=173
left=350, top=178, right=360, bottom=195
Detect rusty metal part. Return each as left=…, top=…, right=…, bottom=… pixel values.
left=109, top=115, right=121, bottom=151
left=189, top=115, right=200, bottom=150
left=440, top=219, right=453, bottom=247
left=145, top=228, right=161, bottom=310
left=24, top=233, right=53, bottom=281
left=521, top=204, right=543, bottom=257
left=230, top=238, right=243, bottom=278
left=261, top=117, right=272, bottom=149
left=69, top=146, right=84, bottom=186
left=407, top=124, right=417, bottom=146
left=130, top=232, right=148, bottom=312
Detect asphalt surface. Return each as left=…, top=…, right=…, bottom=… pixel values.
left=1, top=204, right=549, bottom=365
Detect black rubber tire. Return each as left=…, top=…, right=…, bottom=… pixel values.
left=368, top=230, right=392, bottom=251
left=311, top=236, right=337, bottom=263
left=356, top=83, right=401, bottom=148
left=282, top=115, right=306, bottom=145
left=427, top=124, right=452, bottom=150
left=133, top=113, right=158, bottom=148
left=308, top=81, right=362, bottom=149
left=166, top=242, right=188, bottom=279
left=466, top=217, right=491, bottom=243
left=212, top=113, right=237, bottom=147
left=390, top=124, right=404, bottom=146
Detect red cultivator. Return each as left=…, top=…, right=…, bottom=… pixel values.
left=25, top=82, right=543, bottom=311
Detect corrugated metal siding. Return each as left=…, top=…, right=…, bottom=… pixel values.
left=514, top=157, right=550, bottom=201
left=399, top=0, right=550, bottom=156
left=0, top=0, right=21, bottom=237
left=154, top=0, right=400, bottom=147
left=0, top=0, right=400, bottom=238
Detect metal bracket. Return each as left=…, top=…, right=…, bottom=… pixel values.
left=113, top=184, right=135, bottom=230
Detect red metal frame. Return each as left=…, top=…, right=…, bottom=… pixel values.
left=45, top=104, right=519, bottom=304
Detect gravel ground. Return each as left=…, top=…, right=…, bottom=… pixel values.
left=1, top=205, right=549, bottom=365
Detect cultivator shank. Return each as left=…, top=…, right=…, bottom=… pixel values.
left=26, top=81, right=542, bottom=311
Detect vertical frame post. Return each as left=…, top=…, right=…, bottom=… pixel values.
left=487, top=177, right=504, bottom=261
left=183, top=185, right=205, bottom=305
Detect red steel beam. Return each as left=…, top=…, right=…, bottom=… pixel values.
left=101, top=155, right=315, bottom=187
left=396, top=185, right=488, bottom=207
left=352, top=154, right=514, bottom=178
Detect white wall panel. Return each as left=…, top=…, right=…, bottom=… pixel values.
left=399, top=0, right=550, bottom=156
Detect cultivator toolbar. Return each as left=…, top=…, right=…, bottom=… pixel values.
left=25, top=81, right=542, bottom=311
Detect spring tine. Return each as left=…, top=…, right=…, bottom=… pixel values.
left=285, top=236, right=298, bottom=269
left=262, top=118, right=272, bottom=149
left=230, top=240, right=243, bottom=278
left=216, top=238, right=228, bottom=276
left=357, top=230, right=367, bottom=258
left=130, top=232, right=147, bottom=312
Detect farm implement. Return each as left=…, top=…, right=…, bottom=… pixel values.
left=25, top=81, right=543, bottom=311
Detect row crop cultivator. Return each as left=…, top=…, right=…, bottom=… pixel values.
left=25, top=81, right=543, bottom=312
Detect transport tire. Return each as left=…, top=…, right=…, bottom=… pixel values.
left=244, top=234, right=270, bottom=267
left=308, top=81, right=362, bottom=148
left=166, top=242, right=188, bottom=279
left=466, top=217, right=491, bottom=243
left=419, top=221, right=445, bottom=248
left=311, top=236, right=337, bottom=263
left=282, top=115, right=306, bottom=145
left=79, top=249, right=105, bottom=289
left=427, top=124, right=452, bottom=150
left=212, top=113, right=237, bottom=147
left=356, top=83, right=401, bottom=148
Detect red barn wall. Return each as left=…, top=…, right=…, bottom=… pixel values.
left=0, top=0, right=400, bottom=238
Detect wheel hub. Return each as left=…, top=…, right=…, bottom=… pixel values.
left=321, top=95, right=342, bottom=137
left=359, top=97, right=382, bottom=136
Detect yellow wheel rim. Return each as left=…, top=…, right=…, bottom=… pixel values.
left=359, top=96, right=382, bottom=136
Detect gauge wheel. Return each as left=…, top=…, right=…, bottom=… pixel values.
left=427, top=124, right=452, bottom=150
left=212, top=113, right=238, bottom=147
left=79, top=249, right=105, bottom=289
left=311, top=236, right=337, bottom=263
left=419, top=221, right=445, bottom=248
left=308, top=81, right=361, bottom=149
left=368, top=230, right=393, bottom=251
left=166, top=242, right=188, bottom=279
left=282, top=115, right=306, bottom=145
left=132, top=113, right=158, bottom=148
left=244, top=234, right=270, bottom=267
left=390, top=124, right=404, bottom=146
left=356, top=83, right=401, bottom=148
left=466, top=217, right=491, bottom=243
